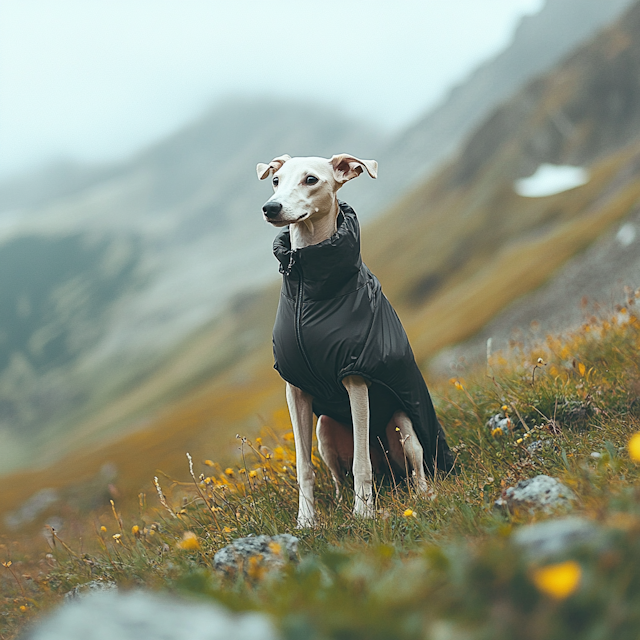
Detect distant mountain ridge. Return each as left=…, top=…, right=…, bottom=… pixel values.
left=0, top=100, right=384, bottom=473
left=1, top=0, right=638, bottom=475
left=371, top=0, right=636, bottom=211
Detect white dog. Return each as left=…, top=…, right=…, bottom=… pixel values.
left=258, top=154, right=453, bottom=527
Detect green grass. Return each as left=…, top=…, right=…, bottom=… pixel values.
left=3, top=308, right=640, bottom=640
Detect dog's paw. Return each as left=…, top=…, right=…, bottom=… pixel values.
left=353, top=496, right=375, bottom=519
left=296, top=507, right=317, bottom=529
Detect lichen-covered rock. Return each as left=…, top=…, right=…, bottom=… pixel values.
left=214, top=534, right=299, bottom=578
left=497, top=475, right=576, bottom=514
left=513, top=516, right=602, bottom=559
left=64, top=579, right=117, bottom=601
left=487, top=413, right=511, bottom=436
left=23, top=590, right=279, bottom=640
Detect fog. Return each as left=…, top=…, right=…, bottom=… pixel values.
left=0, top=0, right=543, bottom=178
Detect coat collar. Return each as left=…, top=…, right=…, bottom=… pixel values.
left=273, top=201, right=363, bottom=298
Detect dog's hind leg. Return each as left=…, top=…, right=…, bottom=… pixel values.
left=386, top=411, right=429, bottom=494
left=342, top=375, right=374, bottom=518
left=316, top=415, right=353, bottom=499
left=286, top=382, right=316, bottom=527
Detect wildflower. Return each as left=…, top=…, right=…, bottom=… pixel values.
left=223, top=526, right=235, bottom=533
left=204, top=460, right=214, bottom=467
left=239, top=468, right=247, bottom=474
left=628, top=433, right=640, bottom=462
left=532, top=561, right=582, bottom=599
left=112, top=534, right=122, bottom=544
left=100, top=526, right=107, bottom=533
left=516, top=438, right=523, bottom=444
left=225, top=468, right=234, bottom=477
left=131, top=525, right=140, bottom=537
left=177, top=531, right=200, bottom=551
left=537, top=358, right=544, bottom=365
left=578, top=362, right=586, bottom=376
left=501, top=405, right=508, bottom=412
left=403, top=509, right=416, bottom=518
left=492, top=428, right=503, bottom=438
left=249, top=470, right=258, bottom=478
left=19, top=605, right=27, bottom=612
left=268, top=541, right=282, bottom=555
left=2, top=561, right=12, bottom=568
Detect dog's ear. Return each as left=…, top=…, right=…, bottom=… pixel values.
left=330, top=154, right=378, bottom=183
left=256, top=154, right=292, bottom=180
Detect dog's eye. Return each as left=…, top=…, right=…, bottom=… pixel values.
left=272, top=176, right=279, bottom=187
left=305, top=175, right=318, bottom=185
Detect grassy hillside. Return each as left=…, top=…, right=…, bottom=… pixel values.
left=3, top=309, right=640, bottom=639
left=5, top=0, right=640, bottom=528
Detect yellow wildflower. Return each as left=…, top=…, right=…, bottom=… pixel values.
left=100, top=526, right=107, bottom=533
left=224, top=468, right=234, bottom=477
left=204, top=460, right=215, bottom=467
left=532, top=561, right=582, bottom=599
left=578, top=362, right=586, bottom=376
left=501, top=405, right=508, bottom=412
left=516, top=438, right=523, bottom=444
left=268, top=541, right=282, bottom=555
left=177, top=531, right=200, bottom=551
left=492, top=427, right=503, bottom=437
left=19, top=605, right=27, bottom=612
left=628, top=433, right=640, bottom=462
left=249, top=470, right=258, bottom=478
left=403, top=509, right=416, bottom=518
left=131, top=525, right=140, bottom=537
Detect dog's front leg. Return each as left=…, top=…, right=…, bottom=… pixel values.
left=342, top=375, right=374, bottom=518
left=286, top=382, right=316, bottom=527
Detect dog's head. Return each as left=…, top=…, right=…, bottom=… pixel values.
left=256, top=154, right=377, bottom=227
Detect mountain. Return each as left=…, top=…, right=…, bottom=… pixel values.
left=370, top=0, right=637, bottom=212
left=0, top=100, right=384, bottom=473
left=1, top=0, right=639, bottom=479
left=4, top=0, right=640, bottom=526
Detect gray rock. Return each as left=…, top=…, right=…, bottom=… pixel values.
left=499, top=475, right=576, bottom=514
left=64, top=579, right=118, bottom=601
left=526, top=440, right=544, bottom=455
left=513, top=516, right=602, bottom=559
left=487, top=413, right=511, bottom=436
left=214, top=534, right=299, bottom=577
left=23, top=590, right=279, bottom=640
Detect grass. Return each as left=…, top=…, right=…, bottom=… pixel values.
left=3, top=305, right=640, bottom=640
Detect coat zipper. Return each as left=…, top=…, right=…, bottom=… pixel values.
left=293, top=257, right=322, bottom=382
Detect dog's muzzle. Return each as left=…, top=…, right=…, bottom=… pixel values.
left=263, top=201, right=283, bottom=221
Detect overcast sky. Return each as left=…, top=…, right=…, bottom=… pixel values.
left=0, top=0, right=544, bottom=179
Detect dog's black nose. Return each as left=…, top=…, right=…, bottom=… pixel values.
left=263, top=201, right=283, bottom=219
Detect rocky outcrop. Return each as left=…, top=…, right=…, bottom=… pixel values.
left=22, top=590, right=280, bottom=640
left=496, top=475, right=576, bottom=514
left=214, top=534, right=299, bottom=578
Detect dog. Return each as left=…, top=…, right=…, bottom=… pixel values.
left=257, top=154, right=454, bottom=527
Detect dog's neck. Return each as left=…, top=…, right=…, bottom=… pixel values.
left=289, top=196, right=340, bottom=251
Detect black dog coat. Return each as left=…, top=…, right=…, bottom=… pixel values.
left=272, top=202, right=454, bottom=474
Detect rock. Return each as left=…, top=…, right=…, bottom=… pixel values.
left=487, top=413, right=511, bottom=436
left=590, top=451, right=602, bottom=459
left=64, top=579, right=118, bottom=601
left=22, top=590, right=280, bottom=640
left=526, top=440, right=544, bottom=455
left=513, top=516, right=602, bottom=559
left=214, top=534, right=299, bottom=578
left=498, top=475, right=575, bottom=514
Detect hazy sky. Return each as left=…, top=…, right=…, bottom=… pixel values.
left=0, top=0, right=544, bottom=178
